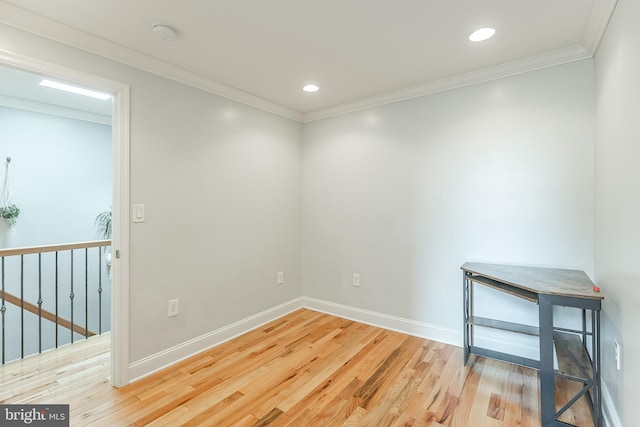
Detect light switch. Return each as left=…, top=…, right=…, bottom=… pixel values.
left=132, top=204, right=145, bottom=223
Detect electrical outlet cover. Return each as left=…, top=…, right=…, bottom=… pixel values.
left=352, top=273, right=361, bottom=287
left=168, top=299, right=179, bottom=317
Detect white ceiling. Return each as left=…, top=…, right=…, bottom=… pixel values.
left=0, top=0, right=616, bottom=121
left=0, top=66, right=113, bottom=119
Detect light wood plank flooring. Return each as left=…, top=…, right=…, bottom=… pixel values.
left=1, top=309, right=594, bottom=426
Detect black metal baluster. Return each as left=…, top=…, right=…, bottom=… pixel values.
left=20, top=254, right=24, bottom=359
left=85, top=248, right=88, bottom=339
left=595, top=309, right=602, bottom=427
left=38, top=253, right=43, bottom=353
left=70, top=250, right=74, bottom=344
left=98, top=248, right=102, bottom=335
left=55, top=251, right=59, bottom=348
left=1, top=257, right=5, bottom=364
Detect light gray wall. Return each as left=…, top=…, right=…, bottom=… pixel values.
left=0, top=106, right=112, bottom=361
left=3, top=18, right=620, bottom=419
left=303, top=60, right=594, bottom=352
left=0, top=106, right=111, bottom=246
left=594, top=0, right=640, bottom=424
left=0, top=24, right=303, bottom=362
left=129, top=81, right=303, bottom=359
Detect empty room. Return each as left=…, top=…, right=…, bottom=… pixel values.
left=0, top=0, right=637, bottom=426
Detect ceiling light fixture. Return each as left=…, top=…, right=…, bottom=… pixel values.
left=469, top=27, right=496, bottom=42
left=303, top=84, right=319, bottom=93
left=39, top=79, right=112, bottom=100
left=153, top=24, right=177, bottom=41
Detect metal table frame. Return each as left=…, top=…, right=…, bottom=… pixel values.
left=462, top=264, right=603, bottom=427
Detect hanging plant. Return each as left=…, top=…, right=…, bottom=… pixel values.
left=0, top=203, right=19, bottom=226
left=1, top=157, right=19, bottom=227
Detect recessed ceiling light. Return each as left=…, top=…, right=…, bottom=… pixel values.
left=469, top=27, right=496, bottom=42
left=153, top=24, right=177, bottom=41
left=303, top=84, right=319, bottom=93
left=39, top=79, right=112, bottom=100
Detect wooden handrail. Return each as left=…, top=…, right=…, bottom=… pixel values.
left=0, top=240, right=111, bottom=257
left=1, top=290, right=96, bottom=337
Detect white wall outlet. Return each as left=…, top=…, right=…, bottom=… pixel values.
left=277, top=271, right=284, bottom=285
left=614, top=339, right=621, bottom=370
left=168, top=298, right=179, bottom=317
left=352, top=273, right=361, bottom=287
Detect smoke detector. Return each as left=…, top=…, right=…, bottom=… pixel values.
left=153, top=25, right=177, bottom=41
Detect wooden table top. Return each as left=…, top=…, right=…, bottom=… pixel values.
left=461, top=262, right=604, bottom=300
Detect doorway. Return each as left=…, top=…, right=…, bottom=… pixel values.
left=0, top=52, right=130, bottom=387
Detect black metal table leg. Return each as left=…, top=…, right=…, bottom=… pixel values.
left=538, top=295, right=559, bottom=426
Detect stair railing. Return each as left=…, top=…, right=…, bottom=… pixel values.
left=0, top=240, right=111, bottom=364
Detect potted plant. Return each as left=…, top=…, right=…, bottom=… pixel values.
left=95, top=209, right=112, bottom=240
left=95, top=209, right=112, bottom=278
left=0, top=203, right=19, bottom=226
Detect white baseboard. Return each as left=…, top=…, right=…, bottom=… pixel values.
left=301, top=297, right=461, bottom=347
left=302, top=298, right=540, bottom=361
left=127, top=297, right=463, bottom=383
left=602, top=381, right=622, bottom=427
left=128, top=297, right=304, bottom=382
left=127, top=296, right=540, bottom=390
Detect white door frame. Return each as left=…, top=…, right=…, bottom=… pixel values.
left=0, top=49, right=131, bottom=387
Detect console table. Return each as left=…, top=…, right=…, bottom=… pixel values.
left=461, top=262, right=603, bottom=427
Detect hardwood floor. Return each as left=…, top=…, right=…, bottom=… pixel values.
left=0, top=331, right=111, bottom=404
left=0, top=309, right=594, bottom=426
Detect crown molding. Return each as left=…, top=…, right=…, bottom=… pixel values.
left=0, top=94, right=111, bottom=124
left=582, top=0, right=618, bottom=55
left=303, top=45, right=592, bottom=123
left=0, top=1, right=303, bottom=123
left=0, top=1, right=611, bottom=125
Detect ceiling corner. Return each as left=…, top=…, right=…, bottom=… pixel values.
left=582, top=0, right=619, bottom=55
